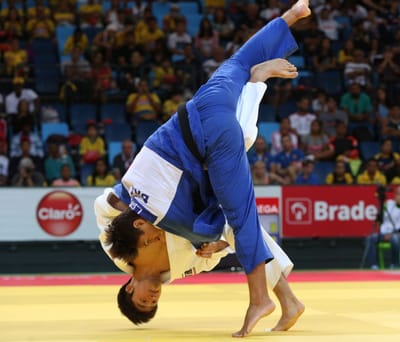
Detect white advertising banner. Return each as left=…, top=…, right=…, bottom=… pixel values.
left=0, top=186, right=282, bottom=242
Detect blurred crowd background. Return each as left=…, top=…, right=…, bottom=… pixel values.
left=0, top=0, right=400, bottom=189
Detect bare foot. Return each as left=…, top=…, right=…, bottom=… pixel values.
left=282, top=0, right=311, bottom=26
left=271, top=300, right=305, bottom=331
left=232, top=299, right=276, bottom=338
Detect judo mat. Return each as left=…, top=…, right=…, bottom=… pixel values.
left=1, top=270, right=400, bottom=342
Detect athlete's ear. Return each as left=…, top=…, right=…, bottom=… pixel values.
left=133, top=218, right=147, bottom=229
left=125, top=277, right=136, bottom=293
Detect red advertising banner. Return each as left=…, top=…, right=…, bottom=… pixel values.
left=282, top=185, right=382, bottom=238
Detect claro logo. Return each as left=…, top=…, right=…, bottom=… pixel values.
left=36, top=191, right=83, bottom=236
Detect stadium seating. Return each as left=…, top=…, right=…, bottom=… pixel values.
left=104, top=123, right=132, bottom=142
left=69, top=104, right=97, bottom=130
left=100, top=103, right=127, bottom=124
left=41, top=123, right=69, bottom=144
left=314, top=161, right=335, bottom=183
left=135, top=120, right=160, bottom=148
left=359, top=141, right=380, bottom=160
left=257, top=122, right=279, bottom=144
left=277, top=100, right=298, bottom=120
left=258, top=104, right=277, bottom=122
left=107, top=141, right=122, bottom=166
left=80, top=163, right=95, bottom=186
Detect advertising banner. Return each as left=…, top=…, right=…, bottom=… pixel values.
left=282, top=185, right=380, bottom=237
left=0, top=188, right=103, bottom=241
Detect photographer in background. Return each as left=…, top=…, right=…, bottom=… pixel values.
left=364, top=185, right=400, bottom=269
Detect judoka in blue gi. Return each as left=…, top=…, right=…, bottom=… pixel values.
left=103, top=0, right=311, bottom=337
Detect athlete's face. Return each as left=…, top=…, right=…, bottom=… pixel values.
left=126, top=277, right=162, bottom=312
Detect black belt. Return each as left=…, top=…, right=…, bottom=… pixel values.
left=177, top=103, right=206, bottom=168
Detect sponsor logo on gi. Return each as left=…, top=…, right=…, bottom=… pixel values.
left=129, top=186, right=149, bottom=203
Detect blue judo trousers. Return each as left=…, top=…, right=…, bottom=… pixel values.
left=119, top=18, right=298, bottom=274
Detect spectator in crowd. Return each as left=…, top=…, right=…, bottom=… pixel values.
left=10, top=118, right=43, bottom=159
left=317, top=7, right=341, bottom=41
left=251, top=160, right=270, bottom=185
left=271, top=117, right=298, bottom=156
left=167, top=19, right=192, bottom=58
left=61, top=47, right=93, bottom=104
left=120, top=50, right=150, bottom=92
left=374, top=139, right=400, bottom=176
left=194, top=17, right=219, bottom=60
left=247, top=136, right=272, bottom=167
left=311, top=89, right=327, bottom=115
left=26, top=5, right=55, bottom=39
left=251, top=160, right=287, bottom=186
left=381, top=105, right=400, bottom=144
left=357, top=158, right=387, bottom=185
left=92, top=25, right=118, bottom=63
left=364, top=185, right=400, bottom=269
left=52, top=164, right=80, bottom=187
left=340, top=83, right=372, bottom=124
left=79, top=0, right=103, bottom=28
left=289, top=96, right=316, bottom=138
left=44, top=142, right=76, bottom=185
left=162, top=89, right=184, bottom=122
left=374, top=87, right=390, bottom=124
left=86, top=157, right=116, bottom=186
left=298, top=16, right=325, bottom=64
left=377, top=47, right=400, bottom=103
left=312, top=37, right=337, bottom=72
left=116, top=29, right=143, bottom=67
left=0, top=139, right=9, bottom=186
left=11, top=157, right=46, bottom=187
left=319, top=97, right=348, bottom=137
left=112, top=139, right=136, bottom=181
left=4, top=39, right=28, bottom=77
left=273, top=134, right=305, bottom=184
left=344, top=49, right=372, bottom=88
left=301, top=119, right=334, bottom=161
left=337, top=39, right=356, bottom=67
left=91, top=51, right=115, bottom=102
left=202, top=46, right=226, bottom=79
left=125, top=78, right=162, bottom=125
left=79, top=123, right=106, bottom=165
left=152, top=58, right=177, bottom=97
left=162, top=3, right=186, bottom=34
left=12, top=99, right=35, bottom=133
left=5, top=77, right=39, bottom=118
left=2, top=6, right=24, bottom=39
left=130, top=0, right=147, bottom=21
left=9, top=138, right=43, bottom=175
left=53, top=0, right=76, bottom=27
left=325, top=159, right=354, bottom=184
left=63, top=28, right=89, bottom=55
left=329, top=122, right=359, bottom=157
left=174, top=44, right=203, bottom=96
left=295, top=158, right=320, bottom=185
left=259, top=0, right=282, bottom=22
left=137, top=16, right=164, bottom=53
left=27, top=0, right=51, bottom=20
left=211, top=7, right=235, bottom=45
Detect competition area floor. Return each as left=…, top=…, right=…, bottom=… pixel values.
left=1, top=270, right=400, bottom=342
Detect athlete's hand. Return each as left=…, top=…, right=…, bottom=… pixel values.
left=249, top=58, right=298, bottom=82
left=196, top=240, right=230, bottom=258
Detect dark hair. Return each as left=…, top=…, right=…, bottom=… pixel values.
left=105, top=208, right=144, bottom=261
left=117, top=278, right=158, bottom=325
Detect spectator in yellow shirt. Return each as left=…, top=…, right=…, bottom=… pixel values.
left=137, top=16, right=164, bottom=52
left=86, top=158, right=116, bottom=186
left=26, top=0, right=51, bottom=20
left=3, top=7, right=24, bottom=39
left=4, top=39, right=28, bottom=76
left=79, top=0, right=103, bottom=28
left=357, top=159, right=387, bottom=185
left=63, top=28, right=89, bottom=55
left=162, top=89, right=184, bottom=122
left=79, top=123, right=105, bottom=165
left=325, top=160, right=353, bottom=184
left=53, top=0, right=76, bottom=27
left=126, top=78, right=161, bottom=124
left=26, top=6, right=55, bottom=39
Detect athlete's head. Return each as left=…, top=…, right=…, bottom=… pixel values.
left=118, top=277, right=160, bottom=325
left=105, top=208, right=162, bottom=261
